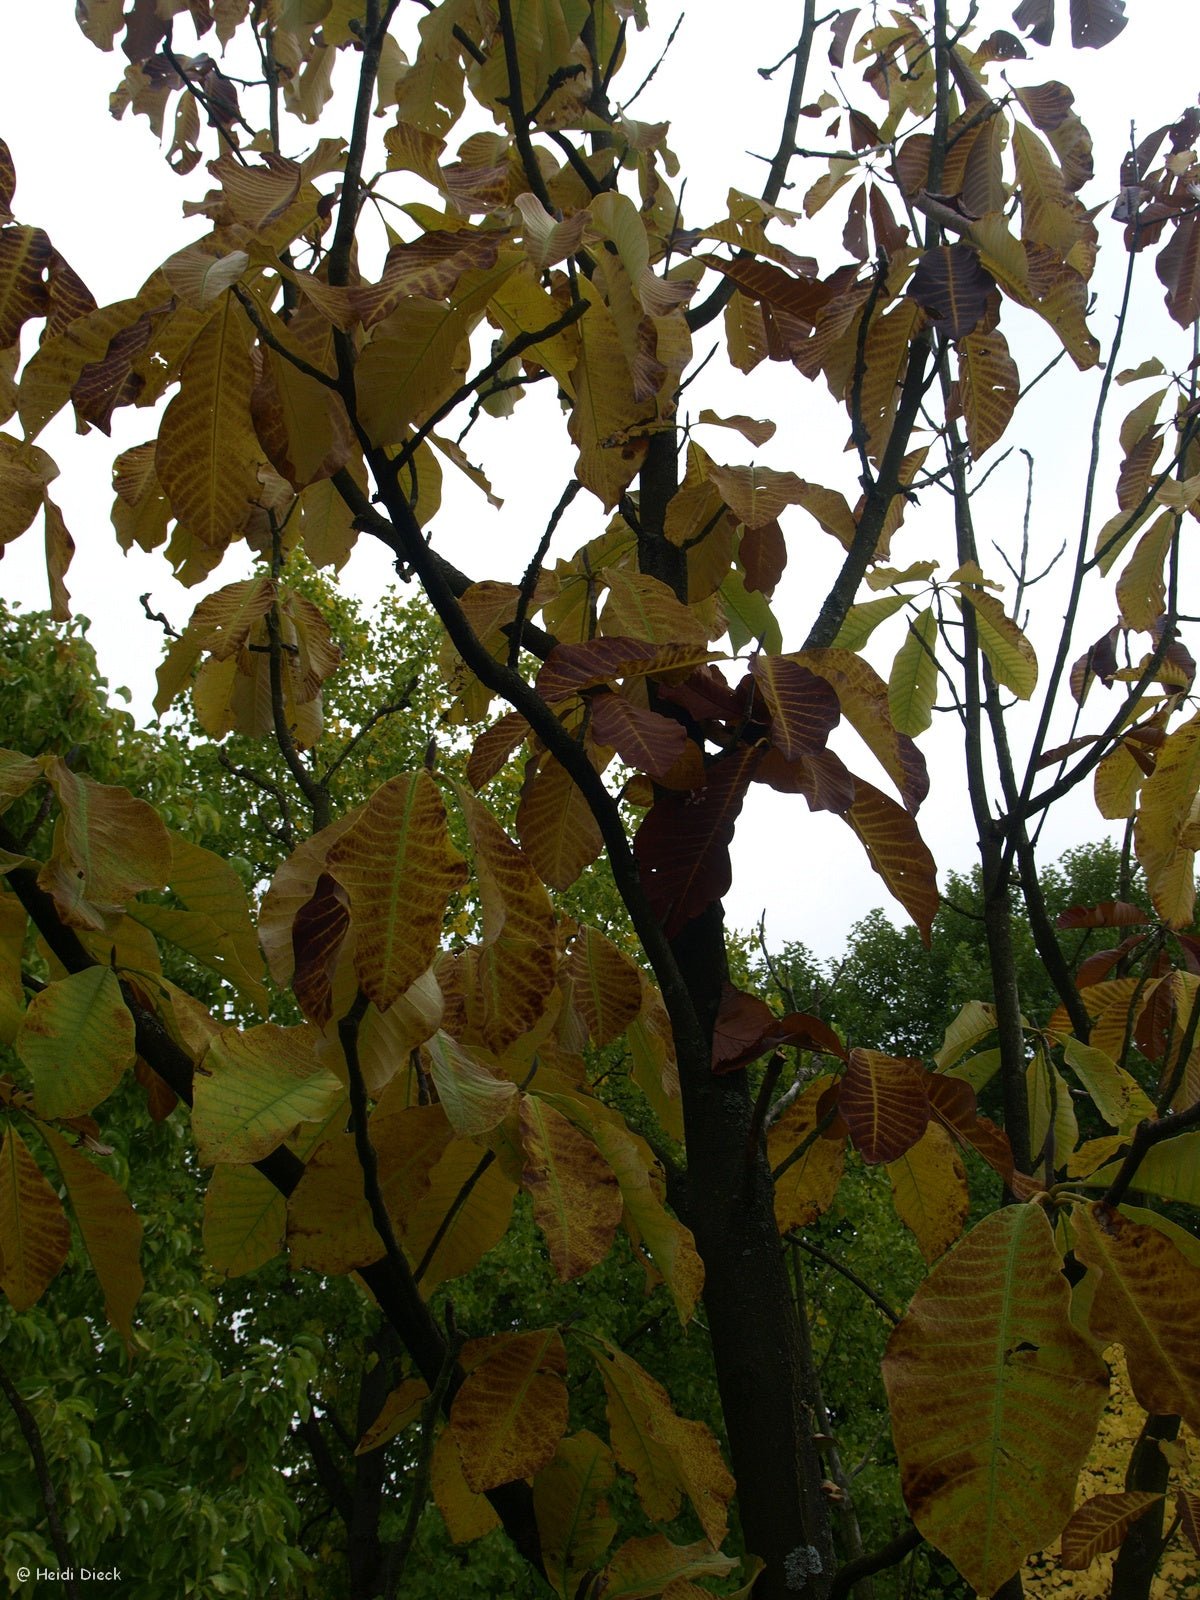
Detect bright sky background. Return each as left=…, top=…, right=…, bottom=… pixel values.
left=2, top=2, right=1198, bottom=959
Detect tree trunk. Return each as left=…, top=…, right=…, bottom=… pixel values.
left=637, top=432, right=834, bottom=1596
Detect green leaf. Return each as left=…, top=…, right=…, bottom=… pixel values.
left=719, top=566, right=782, bottom=654
left=1059, top=1036, right=1155, bottom=1133
left=955, top=587, right=1038, bottom=698
left=888, top=606, right=938, bottom=734
left=832, top=593, right=906, bottom=650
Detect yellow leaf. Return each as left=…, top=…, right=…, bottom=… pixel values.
left=888, top=606, right=939, bottom=735
left=1115, top=511, right=1173, bottom=632
left=458, top=788, right=557, bottom=1053
left=424, top=1030, right=517, bottom=1137
left=39, top=1123, right=143, bottom=1342
left=516, top=755, right=604, bottom=893
left=599, top=1536, right=737, bottom=1600
left=588, top=1118, right=703, bottom=1324
left=1135, top=710, right=1200, bottom=927
left=882, top=1203, right=1108, bottom=1596
left=356, top=1376, right=429, bottom=1455
left=569, top=277, right=649, bottom=507
left=16, top=967, right=135, bottom=1119
left=327, top=772, right=468, bottom=1012
left=768, top=1075, right=845, bottom=1233
left=154, top=294, right=262, bottom=550
left=193, top=1023, right=344, bottom=1166
left=130, top=830, right=267, bottom=1011
left=286, top=1103, right=453, bottom=1275
left=449, top=1327, right=569, bottom=1494
left=534, top=1430, right=619, bottom=1600
left=585, top=1335, right=734, bottom=1547
left=1027, top=1049, right=1079, bottom=1168
left=202, top=1164, right=286, bottom=1278
left=520, top=1096, right=622, bottom=1281
left=431, top=1425, right=500, bottom=1542
left=955, top=586, right=1038, bottom=698
left=1058, top=1037, right=1155, bottom=1133
left=1072, top=1202, right=1200, bottom=1433
left=0, top=1125, right=69, bottom=1312
left=886, top=1121, right=969, bottom=1263
left=405, top=1133, right=517, bottom=1289
left=37, top=758, right=171, bottom=932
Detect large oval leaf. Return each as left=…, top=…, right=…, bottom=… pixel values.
left=882, top=1202, right=1108, bottom=1595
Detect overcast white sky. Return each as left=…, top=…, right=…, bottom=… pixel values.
left=2, top=2, right=1198, bottom=958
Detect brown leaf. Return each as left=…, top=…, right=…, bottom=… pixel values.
left=1157, top=215, right=1200, bottom=330
left=291, top=872, right=350, bottom=1029
left=589, top=694, right=688, bottom=783
left=1055, top=901, right=1151, bottom=929
left=1060, top=1491, right=1164, bottom=1568
left=908, top=246, right=996, bottom=341
left=740, top=519, right=787, bottom=596
left=838, top=1048, right=931, bottom=1163
left=1069, top=0, right=1127, bottom=49
left=751, top=655, right=840, bottom=759
left=634, top=745, right=760, bottom=937
left=842, top=779, right=939, bottom=944
left=564, top=927, right=643, bottom=1048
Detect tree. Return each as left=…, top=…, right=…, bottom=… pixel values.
left=2, top=3, right=1200, bottom=1598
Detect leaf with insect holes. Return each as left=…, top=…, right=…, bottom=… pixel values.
left=883, top=1203, right=1108, bottom=1596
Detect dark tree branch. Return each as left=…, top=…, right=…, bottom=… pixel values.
left=829, top=1524, right=923, bottom=1598
left=0, top=1355, right=81, bottom=1599
left=687, top=0, right=818, bottom=333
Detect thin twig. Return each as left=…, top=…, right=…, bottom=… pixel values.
left=321, top=684, right=417, bottom=786
left=619, top=12, right=685, bottom=113
left=787, top=1234, right=900, bottom=1325
left=508, top=482, right=582, bottom=668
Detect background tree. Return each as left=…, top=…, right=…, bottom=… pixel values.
left=2, top=4, right=1200, bottom=1600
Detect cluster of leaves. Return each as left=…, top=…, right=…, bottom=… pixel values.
left=2, top=2, right=1200, bottom=1598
